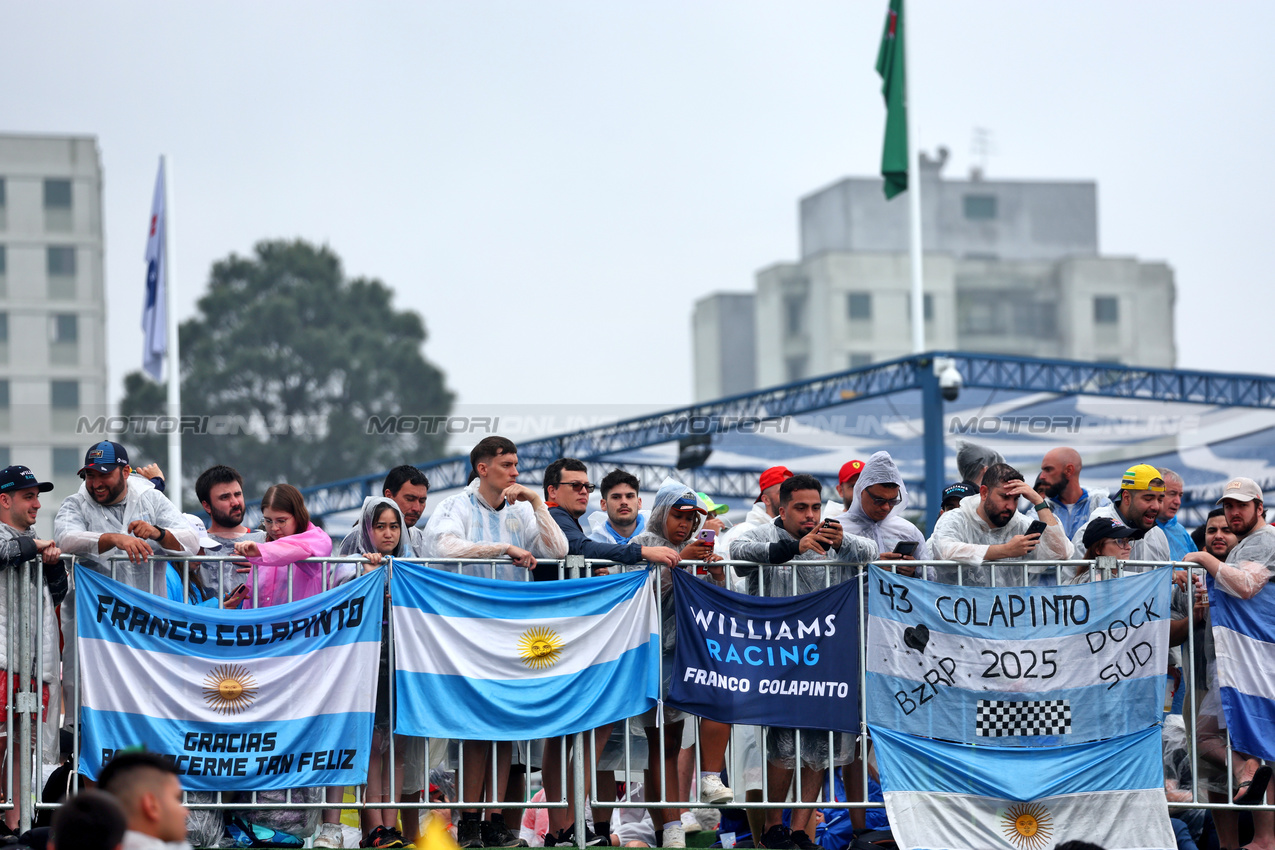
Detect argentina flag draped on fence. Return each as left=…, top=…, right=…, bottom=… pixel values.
left=665, top=568, right=859, bottom=731
left=392, top=560, right=659, bottom=739
left=866, top=565, right=1175, bottom=850
left=1209, top=576, right=1275, bottom=762
left=77, top=566, right=382, bottom=791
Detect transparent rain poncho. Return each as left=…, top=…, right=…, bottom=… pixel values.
left=832, top=450, right=929, bottom=559
left=331, top=495, right=414, bottom=586
left=632, top=478, right=707, bottom=655
left=423, top=478, right=568, bottom=580
left=927, top=493, right=1074, bottom=586
left=956, top=441, right=1004, bottom=485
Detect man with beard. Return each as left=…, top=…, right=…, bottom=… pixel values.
left=928, top=462, right=1073, bottom=586
left=1184, top=479, right=1275, bottom=850
left=1071, top=464, right=1172, bottom=568
left=1034, top=447, right=1111, bottom=538
left=1194, top=508, right=1238, bottom=559
left=54, top=441, right=197, bottom=734
left=194, top=465, right=265, bottom=598
left=54, top=441, right=197, bottom=589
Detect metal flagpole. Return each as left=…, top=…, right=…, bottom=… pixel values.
left=903, top=1, right=925, bottom=354
left=162, top=155, right=183, bottom=502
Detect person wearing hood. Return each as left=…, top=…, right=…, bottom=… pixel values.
left=335, top=465, right=429, bottom=564
left=831, top=451, right=927, bottom=577
left=1070, top=464, right=1172, bottom=570
left=728, top=474, right=878, bottom=850
left=716, top=467, right=792, bottom=559
left=955, top=441, right=1003, bottom=487
left=631, top=479, right=725, bottom=849
left=325, top=497, right=413, bottom=850
left=231, top=484, right=333, bottom=608
left=928, top=462, right=1073, bottom=586
left=423, top=437, right=566, bottom=850
left=1033, top=447, right=1111, bottom=539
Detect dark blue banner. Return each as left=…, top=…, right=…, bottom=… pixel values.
left=666, top=568, right=859, bottom=732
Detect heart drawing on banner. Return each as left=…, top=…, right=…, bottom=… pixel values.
left=903, top=623, right=930, bottom=652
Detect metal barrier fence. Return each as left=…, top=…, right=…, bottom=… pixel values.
left=1, top=554, right=1267, bottom=847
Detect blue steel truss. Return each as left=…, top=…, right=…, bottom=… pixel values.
left=300, top=352, right=1275, bottom=521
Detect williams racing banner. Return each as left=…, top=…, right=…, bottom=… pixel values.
left=665, top=567, right=859, bottom=732
left=866, top=564, right=1172, bottom=745
left=392, top=560, right=659, bottom=740
left=77, top=565, right=383, bottom=791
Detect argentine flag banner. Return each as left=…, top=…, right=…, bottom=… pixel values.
left=869, top=723, right=1176, bottom=850
left=866, top=565, right=1171, bottom=745
left=1209, top=576, right=1275, bottom=762
left=77, top=565, right=382, bottom=791
left=392, top=560, right=659, bottom=739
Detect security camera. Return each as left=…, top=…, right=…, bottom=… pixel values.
left=935, top=358, right=962, bottom=402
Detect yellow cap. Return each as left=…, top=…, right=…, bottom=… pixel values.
left=1121, top=464, right=1164, bottom=492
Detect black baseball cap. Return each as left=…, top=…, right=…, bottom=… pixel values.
left=0, top=466, right=53, bottom=494
left=79, top=441, right=129, bottom=476
left=941, top=482, right=977, bottom=507
left=1081, top=517, right=1142, bottom=550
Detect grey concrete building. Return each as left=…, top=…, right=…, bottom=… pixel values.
left=694, top=152, right=1176, bottom=400
left=0, top=134, right=108, bottom=531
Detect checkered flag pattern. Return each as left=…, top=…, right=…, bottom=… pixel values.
left=975, top=699, right=1072, bottom=737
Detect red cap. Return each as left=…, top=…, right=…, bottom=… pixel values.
left=839, top=460, right=865, bottom=485
left=755, top=466, right=793, bottom=501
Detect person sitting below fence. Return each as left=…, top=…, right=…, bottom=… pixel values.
left=231, top=484, right=333, bottom=608
left=98, top=750, right=192, bottom=850
left=1182, top=478, right=1275, bottom=850
left=631, top=479, right=723, bottom=849
left=928, top=462, right=1073, bottom=586
left=831, top=451, right=926, bottom=577
left=48, top=789, right=127, bottom=850
left=729, top=474, right=877, bottom=850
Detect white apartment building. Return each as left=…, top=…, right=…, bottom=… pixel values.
left=694, top=152, right=1176, bottom=401
left=0, top=134, right=108, bottom=527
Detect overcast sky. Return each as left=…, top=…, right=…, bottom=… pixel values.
left=4, top=1, right=1272, bottom=412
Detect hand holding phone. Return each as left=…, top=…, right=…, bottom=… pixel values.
left=695, top=528, right=717, bottom=545
left=1025, top=520, right=1048, bottom=537
left=893, top=540, right=918, bottom=556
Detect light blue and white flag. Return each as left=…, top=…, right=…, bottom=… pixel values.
left=1210, top=576, right=1275, bottom=762
left=392, top=561, right=659, bottom=739
left=142, top=158, right=167, bottom=381
left=867, top=565, right=1172, bottom=744
left=77, top=565, right=382, bottom=791
left=870, top=723, right=1176, bottom=850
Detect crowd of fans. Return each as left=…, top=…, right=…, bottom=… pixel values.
left=0, top=435, right=1265, bottom=849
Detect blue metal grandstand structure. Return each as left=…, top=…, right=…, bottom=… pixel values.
left=303, top=352, right=1275, bottom=528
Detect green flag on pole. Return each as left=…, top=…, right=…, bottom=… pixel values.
left=876, top=0, right=908, bottom=199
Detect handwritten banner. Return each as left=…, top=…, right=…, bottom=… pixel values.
left=666, top=568, right=859, bottom=732
left=865, top=565, right=1171, bottom=745
left=77, top=566, right=383, bottom=790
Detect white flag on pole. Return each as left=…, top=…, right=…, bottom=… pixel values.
left=142, top=159, right=167, bottom=381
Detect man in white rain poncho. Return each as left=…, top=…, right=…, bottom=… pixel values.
left=728, top=474, right=878, bottom=850
left=831, top=451, right=927, bottom=577
left=631, top=478, right=725, bottom=849
left=54, top=441, right=198, bottom=734
left=422, top=436, right=567, bottom=850
left=928, top=461, right=1073, bottom=586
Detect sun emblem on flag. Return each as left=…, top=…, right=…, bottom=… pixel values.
left=1000, top=802, right=1052, bottom=850
left=202, top=664, right=259, bottom=715
left=517, top=626, right=564, bottom=670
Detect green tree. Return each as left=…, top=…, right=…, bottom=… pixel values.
left=120, top=239, right=453, bottom=509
